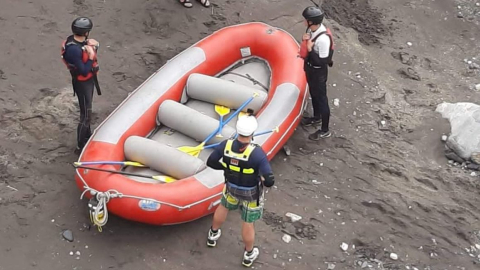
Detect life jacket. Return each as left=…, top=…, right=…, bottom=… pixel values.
left=299, top=27, right=334, bottom=66
left=220, top=139, right=262, bottom=203
left=61, top=35, right=99, bottom=81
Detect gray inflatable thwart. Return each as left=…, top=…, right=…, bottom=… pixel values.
left=124, top=136, right=206, bottom=180
left=157, top=100, right=236, bottom=145
left=186, top=73, right=268, bottom=113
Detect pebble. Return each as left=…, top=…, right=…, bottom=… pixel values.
left=333, top=98, right=340, bottom=107
left=471, top=172, right=477, bottom=177
left=390, top=253, right=399, bottom=260
left=75, top=251, right=81, bottom=256
left=475, top=84, right=480, bottom=91
left=441, top=135, right=448, bottom=142
left=51, top=219, right=55, bottom=223
left=286, top=212, right=302, bottom=222
left=273, top=254, right=277, bottom=259
left=341, top=242, right=349, bottom=251
left=327, top=263, right=336, bottom=270
left=282, top=234, right=292, bottom=243
left=476, top=244, right=480, bottom=250
left=62, top=230, right=74, bottom=242
left=407, top=42, right=413, bottom=46
left=69, top=251, right=74, bottom=256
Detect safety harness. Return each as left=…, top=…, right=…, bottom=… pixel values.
left=220, top=140, right=262, bottom=206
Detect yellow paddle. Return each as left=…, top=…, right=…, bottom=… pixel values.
left=178, top=93, right=259, bottom=157
left=214, top=105, right=231, bottom=138
left=73, top=164, right=177, bottom=183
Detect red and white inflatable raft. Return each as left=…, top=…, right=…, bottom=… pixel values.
left=74, top=22, right=308, bottom=226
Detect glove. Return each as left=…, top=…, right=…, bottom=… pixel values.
left=262, top=173, right=275, bottom=187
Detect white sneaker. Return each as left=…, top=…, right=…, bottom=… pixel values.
left=242, top=247, right=259, bottom=267
left=206, top=228, right=221, bottom=247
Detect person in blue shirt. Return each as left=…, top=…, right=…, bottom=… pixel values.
left=61, top=17, right=100, bottom=154
left=205, top=114, right=275, bottom=268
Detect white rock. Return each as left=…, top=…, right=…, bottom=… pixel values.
left=69, top=251, right=74, bottom=256
left=273, top=254, right=277, bottom=259
left=75, top=251, right=81, bottom=256
left=333, top=98, right=340, bottom=107
left=282, top=234, right=292, bottom=243
left=333, top=84, right=337, bottom=87
left=407, top=42, right=413, bottom=46
left=475, top=84, right=480, bottom=91
left=441, top=135, right=448, bottom=142
left=85, top=245, right=88, bottom=249
left=475, top=244, right=480, bottom=250
left=390, top=253, right=398, bottom=260
left=327, top=263, right=336, bottom=270
left=468, top=61, right=473, bottom=65
left=471, top=172, right=477, bottom=177
left=51, top=219, right=55, bottom=223
left=380, top=120, right=386, bottom=126
left=286, top=212, right=302, bottom=222
left=340, top=242, right=349, bottom=251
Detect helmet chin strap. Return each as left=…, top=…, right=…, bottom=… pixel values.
left=305, top=21, right=313, bottom=33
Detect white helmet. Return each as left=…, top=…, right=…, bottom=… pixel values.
left=236, top=115, right=258, bottom=136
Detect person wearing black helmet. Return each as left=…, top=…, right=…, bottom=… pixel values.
left=61, top=17, right=100, bottom=154
left=300, top=6, right=334, bottom=140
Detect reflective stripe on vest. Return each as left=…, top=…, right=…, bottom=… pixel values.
left=220, top=140, right=256, bottom=174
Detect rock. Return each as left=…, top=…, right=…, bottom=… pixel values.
left=470, top=63, right=480, bottom=70
left=407, top=42, right=413, bottom=46
left=445, top=150, right=465, bottom=163
left=466, top=163, right=480, bottom=170
left=327, top=263, right=336, bottom=270
left=472, top=152, right=480, bottom=165
left=441, top=135, right=448, bottom=142
left=75, top=251, right=81, bottom=256
left=69, top=251, right=74, bottom=256
left=285, top=212, right=302, bottom=222
left=333, top=98, right=340, bottom=107
left=62, top=230, right=74, bottom=242
left=398, top=67, right=421, bottom=81
left=476, top=244, right=480, bottom=250
left=475, top=84, right=480, bottom=92
left=340, top=242, right=349, bottom=251
left=379, top=120, right=389, bottom=131
left=472, top=172, right=477, bottom=177
left=361, top=261, right=368, bottom=268
left=390, top=253, right=398, bottom=260
left=282, top=234, right=292, bottom=243
left=283, top=145, right=291, bottom=156
left=436, top=102, right=480, bottom=160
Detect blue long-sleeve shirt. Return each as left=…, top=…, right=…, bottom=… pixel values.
left=63, top=41, right=93, bottom=77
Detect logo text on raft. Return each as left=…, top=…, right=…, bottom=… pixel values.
left=138, top=200, right=161, bottom=211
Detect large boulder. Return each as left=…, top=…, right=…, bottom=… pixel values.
left=436, top=102, right=480, bottom=161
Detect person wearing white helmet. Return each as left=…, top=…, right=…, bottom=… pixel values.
left=205, top=113, right=275, bottom=268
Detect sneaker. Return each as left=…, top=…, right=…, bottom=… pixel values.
left=308, top=130, right=332, bottom=141
left=301, top=117, right=321, bottom=127
left=242, top=247, right=260, bottom=267
left=206, top=228, right=221, bottom=247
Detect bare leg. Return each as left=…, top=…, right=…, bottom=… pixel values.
left=212, top=204, right=229, bottom=230
left=242, top=222, right=255, bottom=251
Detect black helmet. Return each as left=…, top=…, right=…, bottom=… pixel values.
left=302, top=6, right=324, bottom=25
left=71, top=17, right=93, bottom=36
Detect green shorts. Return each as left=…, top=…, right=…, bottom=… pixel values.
left=220, top=186, right=264, bottom=223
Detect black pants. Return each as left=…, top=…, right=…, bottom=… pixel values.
left=72, top=77, right=94, bottom=148
left=305, top=65, right=330, bottom=132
